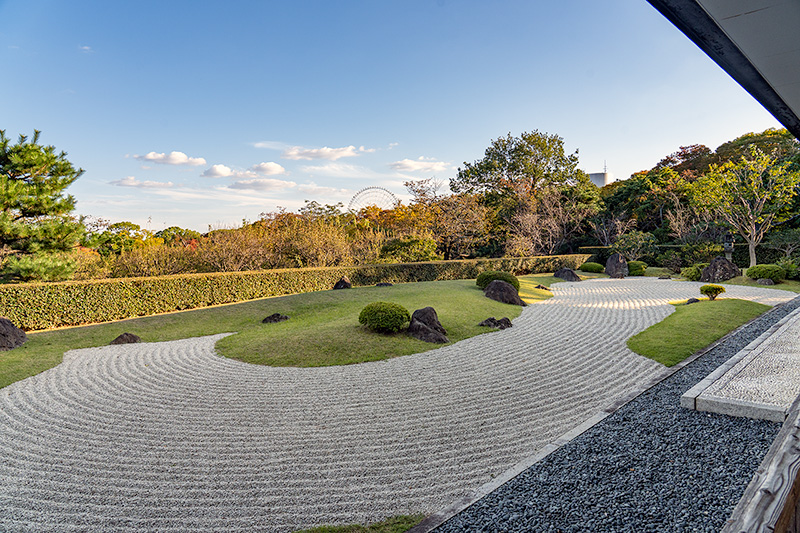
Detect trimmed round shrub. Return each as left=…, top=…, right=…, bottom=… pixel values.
left=628, top=261, right=647, bottom=276
left=700, top=284, right=726, bottom=300
left=681, top=266, right=701, bottom=281
left=358, top=302, right=410, bottom=333
left=476, top=271, right=520, bottom=291
left=745, top=264, right=786, bottom=283
left=579, top=262, right=604, bottom=273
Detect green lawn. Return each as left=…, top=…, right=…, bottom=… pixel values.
left=0, top=274, right=568, bottom=389
left=293, top=515, right=425, bottom=533
left=722, top=275, right=800, bottom=293
left=627, top=298, right=770, bottom=366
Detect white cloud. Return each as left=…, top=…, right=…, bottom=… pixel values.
left=228, top=178, right=297, bottom=191
left=299, top=162, right=387, bottom=179
left=250, top=162, right=286, bottom=175
left=110, top=176, right=174, bottom=189
left=135, top=151, right=206, bottom=166
left=282, top=145, right=374, bottom=161
left=79, top=45, right=93, bottom=53
left=203, top=162, right=286, bottom=178
left=390, top=157, right=450, bottom=173
left=202, top=164, right=234, bottom=178
left=253, top=140, right=291, bottom=150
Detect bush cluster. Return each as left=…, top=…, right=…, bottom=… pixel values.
left=680, top=266, right=701, bottom=281
left=745, top=264, right=786, bottom=283
left=358, top=302, right=410, bottom=333
left=1, top=254, right=590, bottom=331
left=579, top=262, right=604, bottom=273
left=628, top=261, right=647, bottom=276
left=476, top=271, right=520, bottom=291
left=700, top=284, right=726, bottom=300
left=776, top=258, right=799, bottom=280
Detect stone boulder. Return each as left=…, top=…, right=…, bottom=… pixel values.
left=376, top=282, right=393, bottom=287
left=700, top=256, right=741, bottom=283
left=478, top=317, right=513, bottom=330
left=758, top=278, right=775, bottom=286
left=110, top=332, right=141, bottom=345
left=554, top=268, right=580, bottom=282
left=333, top=276, right=352, bottom=290
left=534, top=284, right=551, bottom=291
left=685, top=298, right=700, bottom=305
left=484, top=280, right=525, bottom=306
left=0, top=318, right=27, bottom=351
left=408, top=307, right=449, bottom=343
left=262, top=313, right=289, bottom=323
left=605, top=253, right=629, bottom=279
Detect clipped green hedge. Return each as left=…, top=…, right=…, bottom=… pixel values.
left=628, top=261, right=647, bottom=276
left=579, top=262, right=604, bottom=273
left=1, top=254, right=590, bottom=331
left=358, top=302, right=411, bottom=333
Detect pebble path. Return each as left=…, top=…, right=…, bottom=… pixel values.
left=0, top=279, right=793, bottom=532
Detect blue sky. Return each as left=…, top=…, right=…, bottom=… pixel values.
left=0, top=0, right=784, bottom=232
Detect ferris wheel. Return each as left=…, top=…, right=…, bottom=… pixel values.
left=348, top=187, right=400, bottom=212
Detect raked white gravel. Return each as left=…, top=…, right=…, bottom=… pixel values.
left=0, top=278, right=794, bottom=532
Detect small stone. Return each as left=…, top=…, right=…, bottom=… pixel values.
left=685, top=298, right=700, bottom=305
left=0, top=317, right=27, bottom=351
left=534, top=284, right=551, bottom=291
left=262, top=313, right=289, bottom=323
left=375, top=282, right=393, bottom=287
left=110, top=333, right=141, bottom=345
left=484, top=280, right=525, bottom=306
left=554, top=268, right=581, bottom=282
left=479, top=317, right=513, bottom=329
left=605, top=253, right=629, bottom=278
left=333, top=276, right=352, bottom=290
left=658, top=275, right=671, bottom=280
left=757, top=278, right=775, bottom=285
left=408, top=307, right=449, bottom=343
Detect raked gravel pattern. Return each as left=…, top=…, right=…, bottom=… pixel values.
left=0, top=279, right=794, bottom=532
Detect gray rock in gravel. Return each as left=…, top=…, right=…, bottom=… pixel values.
left=479, top=317, right=513, bottom=329
left=0, top=318, right=26, bottom=351
left=605, top=253, right=628, bottom=279
left=554, top=268, right=581, bottom=282
left=658, top=275, right=671, bottom=280
left=262, top=313, right=289, bottom=323
left=757, top=278, right=775, bottom=285
left=484, top=280, right=525, bottom=306
left=701, top=256, right=741, bottom=283
left=333, top=276, right=352, bottom=290
left=408, top=307, right=449, bottom=343
left=110, top=332, right=141, bottom=345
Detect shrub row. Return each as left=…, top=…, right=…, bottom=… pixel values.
left=579, top=244, right=785, bottom=267
left=1, top=254, right=590, bottom=331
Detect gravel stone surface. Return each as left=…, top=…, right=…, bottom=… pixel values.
left=437, top=293, right=800, bottom=533
left=0, top=279, right=793, bottom=532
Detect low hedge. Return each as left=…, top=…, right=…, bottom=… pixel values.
left=745, top=264, right=786, bottom=283
left=579, top=262, right=604, bottom=273
left=628, top=261, right=647, bottom=276
left=579, top=243, right=785, bottom=268
left=1, top=254, right=590, bottom=331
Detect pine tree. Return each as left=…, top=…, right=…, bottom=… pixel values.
left=0, top=129, right=85, bottom=281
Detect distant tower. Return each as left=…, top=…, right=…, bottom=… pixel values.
left=588, top=162, right=613, bottom=187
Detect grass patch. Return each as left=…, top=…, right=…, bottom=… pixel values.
left=721, top=276, right=800, bottom=293
left=293, top=514, right=425, bottom=533
left=627, top=299, right=770, bottom=367
left=644, top=266, right=672, bottom=277
left=1, top=275, right=558, bottom=389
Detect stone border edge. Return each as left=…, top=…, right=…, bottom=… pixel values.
left=408, top=298, right=797, bottom=533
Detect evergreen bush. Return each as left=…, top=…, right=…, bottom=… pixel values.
left=681, top=266, right=702, bottom=281
left=700, top=284, right=725, bottom=300
left=628, top=261, right=647, bottom=276
left=476, top=271, right=520, bottom=291
left=358, top=302, right=410, bottom=333
left=579, top=262, right=604, bottom=273
left=745, top=264, right=786, bottom=282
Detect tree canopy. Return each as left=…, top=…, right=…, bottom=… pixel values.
left=0, top=130, right=84, bottom=281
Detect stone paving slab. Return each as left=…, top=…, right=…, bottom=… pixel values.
left=682, top=306, right=800, bottom=422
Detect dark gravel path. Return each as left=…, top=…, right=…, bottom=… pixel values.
left=437, top=295, right=800, bottom=533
